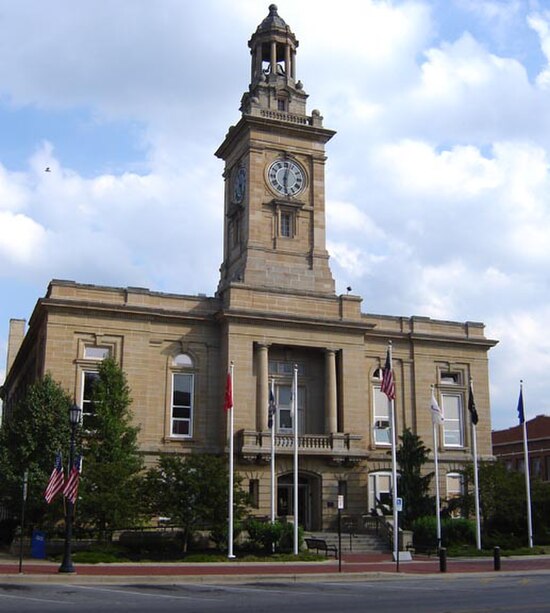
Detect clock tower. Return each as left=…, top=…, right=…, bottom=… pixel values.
left=216, top=4, right=336, bottom=297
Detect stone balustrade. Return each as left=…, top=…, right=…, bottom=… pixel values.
left=238, top=430, right=368, bottom=464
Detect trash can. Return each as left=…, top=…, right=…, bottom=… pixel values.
left=31, top=530, right=46, bottom=559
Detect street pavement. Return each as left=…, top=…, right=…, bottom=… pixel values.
left=2, top=552, right=550, bottom=583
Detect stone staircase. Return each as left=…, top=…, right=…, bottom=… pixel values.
left=304, top=530, right=389, bottom=554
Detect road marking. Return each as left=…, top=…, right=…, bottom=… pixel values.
left=0, top=592, right=71, bottom=605
left=72, top=585, right=221, bottom=602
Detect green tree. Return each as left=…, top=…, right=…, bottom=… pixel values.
left=457, top=460, right=550, bottom=546
left=0, top=375, right=73, bottom=529
left=77, top=358, right=144, bottom=539
left=143, top=453, right=248, bottom=552
left=396, top=428, right=434, bottom=529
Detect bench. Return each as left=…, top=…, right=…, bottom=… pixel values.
left=304, top=537, right=338, bottom=558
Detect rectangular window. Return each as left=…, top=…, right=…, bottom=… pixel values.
left=441, top=392, right=463, bottom=447
left=268, top=361, right=305, bottom=376
left=248, top=479, right=259, bottom=508
left=531, top=457, right=542, bottom=478
left=276, top=384, right=305, bottom=433
left=83, top=346, right=110, bottom=360
left=368, top=472, right=392, bottom=514
left=82, top=371, right=100, bottom=430
left=440, top=372, right=461, bottom=385
left=373, top=386, right=391, bottom=445
left=280, top=212, right=293, bottom=238
left=172, top=373, right=194, bottom=437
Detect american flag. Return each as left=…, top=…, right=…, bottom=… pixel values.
left=44, top=453, right=65, bottom=504
left=63, top=455, right=82, bottom=504
left=381, top=347, right=395, bottom=400
left=268, top=384, right=277, bottom=429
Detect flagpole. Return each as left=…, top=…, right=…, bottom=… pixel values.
left=388, top=343, right=399, bottom=565
left=519, top=381, right=534, bottom=548
left=228, top=362, right=236, bottom=559
left=293, top=363, right=299, bottom=556
left=470, top=377, right=481, bottom=551
left=270, top=378, right=276, bottom=525
left=431, top=387, right=442, bottom=550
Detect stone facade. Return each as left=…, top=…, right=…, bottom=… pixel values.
left=2, top=6, right=497, bottom=531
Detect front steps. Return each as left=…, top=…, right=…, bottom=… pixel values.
left=304, top=531, right=389, bottom=554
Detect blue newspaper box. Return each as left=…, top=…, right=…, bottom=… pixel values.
left=31, top=530, right=46, bottom=559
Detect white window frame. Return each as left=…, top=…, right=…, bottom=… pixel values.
left=171, top=372, right=194, bottom=438
left=83, top=346, right=110, bottom=360
left=441, top=392, right=464, bottom=448
left=373, top=384, right=391, bottom=446
left=276, top=383, right=305, bottom=434
left=368, top=471, right=393, bottom=515
left=81, top=370, right=100, bottom=430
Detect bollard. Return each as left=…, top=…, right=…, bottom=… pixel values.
left=493, top=546, right=501, bottom=571
left=439, top=547, right=447, bottom=573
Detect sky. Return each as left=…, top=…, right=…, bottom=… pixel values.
left=1, top=0, right=550, bottom=430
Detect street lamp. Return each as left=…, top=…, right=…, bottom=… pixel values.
left=59, top=402, right=81, bottom=573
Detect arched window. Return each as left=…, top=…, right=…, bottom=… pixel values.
left=170, top=353, right=195, bottom=438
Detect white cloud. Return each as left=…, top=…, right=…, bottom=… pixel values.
left=0, top=165, right=28, bottom=212
left=528, top=12, right=550, bottom=89
left=0, top=211, right=47, bottom=265
left=375, top=140, right=502, bottom=198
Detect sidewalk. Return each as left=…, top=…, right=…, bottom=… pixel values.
left=2, top=553, right=550, bottom=583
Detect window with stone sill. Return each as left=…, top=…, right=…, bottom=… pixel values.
left=81, top=370, right=100, bottom=430
left=372, top=368, right=390, bottom=446
left=171, top=353, right=195, bottom=438
left=83, top=346, right=110, bottom=360
left=280, top=211, right=294, bottom=238
left=441, top=392, right=464, bottom=447
left=368, top=471, right=393, bottom=515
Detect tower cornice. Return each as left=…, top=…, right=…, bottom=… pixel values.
left=215, top=114, right=336, bottom=161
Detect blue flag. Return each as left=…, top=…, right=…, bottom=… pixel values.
left=517, top=387, right=525, bottom=424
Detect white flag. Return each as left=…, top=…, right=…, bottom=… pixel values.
left=431, top=391, right=444, bottom=425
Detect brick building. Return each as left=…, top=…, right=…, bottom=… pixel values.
left=2, top=6, right=497, bottom=531
left=492, top=415, right=550, bottom=482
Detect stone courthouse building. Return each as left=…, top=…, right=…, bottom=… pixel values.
left=2, top=6, right=497, bottom=530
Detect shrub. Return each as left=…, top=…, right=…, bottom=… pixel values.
left=246, top=518, right=283, bottom=553
left=412, top=516, right=476, bottom=550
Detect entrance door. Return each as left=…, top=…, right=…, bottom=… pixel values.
left=277, top=474, right=316, bottom=529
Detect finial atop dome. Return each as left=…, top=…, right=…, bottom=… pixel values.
left=256, top=4, right=289, bottom=33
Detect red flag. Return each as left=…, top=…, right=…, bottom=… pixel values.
left=224, top=371, right=233, bottom=412
left=381, top=348, right=395, bottom=400
left=44, top=453, right=65, bottom=504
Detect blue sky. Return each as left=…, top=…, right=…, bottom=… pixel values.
left=2, top=0, right=550, bottom=430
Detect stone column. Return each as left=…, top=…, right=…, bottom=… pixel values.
left=285, top=44, right=291, bottom=78
left=257, top=343, right=269, bottom=432
left=325, top=349, right=338, bottom=433
left=291, top=50, right=296, bottom=80
left=271, top=41, right=277, bottom=76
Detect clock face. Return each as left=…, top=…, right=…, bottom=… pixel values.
left=232, top=166, right=246, bottom=203
left=268, top=159, right=305, bottom=197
